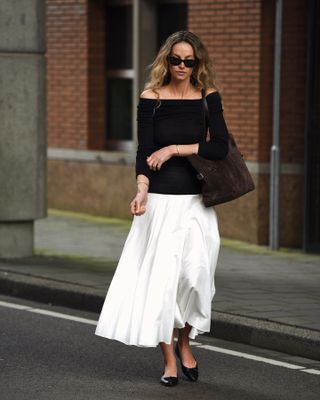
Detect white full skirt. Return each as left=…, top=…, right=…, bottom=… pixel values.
left=95, top=193, right=220, bottom=347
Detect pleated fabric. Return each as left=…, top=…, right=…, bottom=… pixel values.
left=95, top=193, right=220, bottom=347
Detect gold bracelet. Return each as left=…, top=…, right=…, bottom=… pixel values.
left=176, top=144, right=180, bottom=156
left=137, top=181, right=149, bottom=186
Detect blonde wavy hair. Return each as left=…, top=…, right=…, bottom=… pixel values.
left=144, top=31, right=219, bottom=96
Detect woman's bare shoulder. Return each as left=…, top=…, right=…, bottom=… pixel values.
left=140, top=89, right=158, bottom=99
left=205, top=87, right=218, bottom=96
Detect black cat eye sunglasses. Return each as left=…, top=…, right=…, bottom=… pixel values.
left=167, top=56, right=197, bottom=68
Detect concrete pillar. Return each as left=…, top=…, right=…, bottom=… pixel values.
left=0, top=0, right=46, bottom=258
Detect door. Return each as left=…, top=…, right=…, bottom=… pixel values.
left=304, top=0, right=320, bottom=252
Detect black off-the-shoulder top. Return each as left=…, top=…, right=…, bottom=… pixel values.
left=135, top=91, right=229, bottom=195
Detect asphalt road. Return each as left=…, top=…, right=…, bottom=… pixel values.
left=0, top=294, right=319, bottom=400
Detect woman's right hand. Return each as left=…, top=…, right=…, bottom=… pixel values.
left=130, top=189, right=148, bottom=216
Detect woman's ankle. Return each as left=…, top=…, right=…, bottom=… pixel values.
left=177, top=338, right=191, bottom=349
left=163, top=360, right=177, bottom=376
left=163, top=354, right=177, bottom=365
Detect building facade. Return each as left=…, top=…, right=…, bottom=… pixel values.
left=46, top=0, right=320, bottom=251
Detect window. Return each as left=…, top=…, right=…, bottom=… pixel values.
left=157, top=2, right=188, bottom=49
left=105, top=2, right=133, bottom=150
left=104, top=0, right=188, bottom=151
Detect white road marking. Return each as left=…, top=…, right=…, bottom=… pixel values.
left=0, top=300, right=97, bottom=326
left=302, top=369, right=320, bottom=375
left=197, top=344, right=303, bottom=370
left=0, top=301, right=32, bottom=311
left=1, top=299, right=319, bottom=376
left=28, top=308, right=97, bottom=325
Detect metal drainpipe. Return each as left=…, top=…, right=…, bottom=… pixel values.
left=269, top=0, right=283, bottom=250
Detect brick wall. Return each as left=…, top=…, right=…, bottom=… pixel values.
left=188, top=0, right=262, bottom=162
left=46, top=0, right=310, bottom=247
left=46, top=0, right=89, bottom=149
left=189, top=0, right=309, bottom=247
left=189, top=0, right=308, bottom=165
left=46, top=0, right=308, bottom=160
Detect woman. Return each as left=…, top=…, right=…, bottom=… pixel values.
left=95, top=31, right=229, bottom=387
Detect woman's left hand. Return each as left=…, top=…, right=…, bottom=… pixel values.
left=146, top=145, right=176, bottom=171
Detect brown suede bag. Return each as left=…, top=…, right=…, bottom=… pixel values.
left=187, top=91, right=255, bottom=207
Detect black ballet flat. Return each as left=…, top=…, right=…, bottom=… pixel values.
left=175, top=342, right=199, bottom=382
left=160, top=374, right=179, bottom=387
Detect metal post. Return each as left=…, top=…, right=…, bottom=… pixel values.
left=269, top=0, right=283, bottom=250
left=270, top=145, right=280, bottom=249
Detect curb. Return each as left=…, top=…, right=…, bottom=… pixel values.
left=1, top=270, right=320, bottom=361
left=211, top=312, right=320, bottom=361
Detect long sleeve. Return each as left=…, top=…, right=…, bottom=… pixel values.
left=135, top=99, right=156, bottom=179
left=197, top=92, right=229, bottom=160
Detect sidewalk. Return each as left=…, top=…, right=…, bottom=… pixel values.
left=1, top=209, right=320, bottom=360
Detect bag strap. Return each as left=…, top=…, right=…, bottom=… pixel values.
left=201, top=88, right=210, bottom=140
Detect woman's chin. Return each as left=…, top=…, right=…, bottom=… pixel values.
left=173, top=73, right=189, bottom=81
